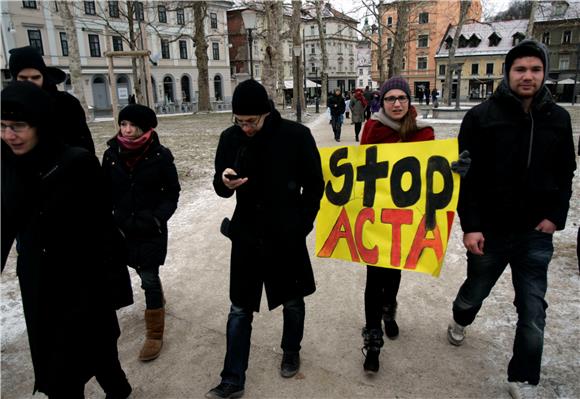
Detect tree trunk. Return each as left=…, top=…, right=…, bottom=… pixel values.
left=526, top=1, right=538, bottom=38
left=57, top=1, right=90, bottom=119
left=263, top=1, right=281, bottom=101
left=292, top=1, right=303, bottom=116
left=274, top=2, right=286, bottom=107
left=445, top=1, right=471, bottom=106
left=193, top=1, right=211, bottom=112
left=315, top=0, right=328, bottom=106
left=391, top=1, right=410, bottom=78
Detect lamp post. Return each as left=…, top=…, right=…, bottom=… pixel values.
left=452, top=63, right=464, bottom=110
left=293, top=45, right=302, bottom=123
left=241, top=10, right=256, bottom=79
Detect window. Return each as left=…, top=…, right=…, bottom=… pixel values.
left=542, top=32, right=550, bottom=45
left=387, top=37, right=392, bottom=49
left=418, top=34, right=428, bottom=48
left=176, top=8, right=185, bottom=25
left=112, top=36, right=123, bottom=51
left=501, top=63, right=505, bottom=74
left=161, top=39, right=170, bottom=59
left=486, top=63, right=494, bottom=75
left=439, top=64, right=446, bottom=76
left=512, top=32, right=524, bottom=46
left=471, top=63, right=478, bottom=75
left=59, top=32, right=69, bottom=56
left=559, top=55, right=570, bottom=70
left=562, top=30, right=571, bottom=44
left=311, top=63, right=316, bottom=73
left=387, top=16, right=392, bottom=27
left=402, top=58, right=406, bottom=70
left=22, top=1, right=37, bottom=8
left=212, top=42, right=220, bottom=60
left=210, top=12, right=217, bottom=29
left=419, top=12, right=429, bottom=24
left=88, top=34, right=101, bottom=57
left=323, top=24, right=326, bottom=34
left=359, top=79, right=363, bottom=86
left=417, top=57, right=427, bottom=70
left=84, top=1, right=96, bottom=15
left=135, top=2, right=144, bottom=21
left=311, top=44, right=315, bottom=54
left=27, top=29, right=43, bottom=55
left=158, top=5, right=167, bottom=23
left=109, top=1, right=119, bottom=17
left=459, top=35, right=468, bottom=48
left=489, top=32, right=501, bottom=47
left=310, top=25, right=315, bottom=35
left=359, top=68, right=363, bottom=76
left=179, top=40, right=187, bottom=59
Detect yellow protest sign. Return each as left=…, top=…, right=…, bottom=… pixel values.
left=315, top=138, right=460, bottom=277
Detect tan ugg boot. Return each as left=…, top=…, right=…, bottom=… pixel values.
left=139, top=308, right=164, bottom=361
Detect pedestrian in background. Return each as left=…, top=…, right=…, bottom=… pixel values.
left=328, top=88, right=346, bottom=142
left=424, top=90, right=430, bottom=106
left=1, top=81, right=132, bottom=398
left=369, top=91, right=381, bottom=114
left=363, top=85, right=373, bottom=121
left=8, top=46, right=95, bottom=154
left=447, top=39, right=576, bottom=399
left=344, top=91, right=351, bottom=120
left=207, top=79, right=324, bottom=399
left=349, top=88, right=367, bottom=142
left=102, top=104, right=181, bottom=362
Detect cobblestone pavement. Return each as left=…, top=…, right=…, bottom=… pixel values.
left=2, top=104, right=579, bottom=399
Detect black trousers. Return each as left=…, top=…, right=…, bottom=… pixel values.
left=364, top=266, right=401, bottom=330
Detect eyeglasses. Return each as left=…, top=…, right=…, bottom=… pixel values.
left=384, top=96, right=409, bottom=104
left=1, top=122, right=30, bottom=133
left=233, top=115, right=264, bottom=129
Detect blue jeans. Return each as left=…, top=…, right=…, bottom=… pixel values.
left=331, top=115, right=342, bottom=140
left=452, top=230, right=553, bottom=385
left=136, top=265, right=163, bottom=309
left=220, top=297, right=305, bottom=388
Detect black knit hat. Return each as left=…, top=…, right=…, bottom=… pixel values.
left=232, top=79, right=271, bottom=115
left=118, top=104, right=158, bottom=132
left=379, top=76, right=411, bottom=108
left=1, top=81, right=52, bottom=127
left=9, top=46, right=67, bottom=85
left=504, top=39, right=548, bottom=85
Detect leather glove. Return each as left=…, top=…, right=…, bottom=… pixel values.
left=451, top=150, right=471, bottom=178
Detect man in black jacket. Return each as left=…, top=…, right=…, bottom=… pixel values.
left=207, top=80, right=324, bottom=399
left=447, top=40, right=576, bottom=398
left=327, top=88, right=346, bottom=142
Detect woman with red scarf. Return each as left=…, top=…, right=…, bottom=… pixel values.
left=349, top=88, right=367, bottom=142
left=359, top=77, right=434, bottom=374
left=102, top=104, right=180, bottom=362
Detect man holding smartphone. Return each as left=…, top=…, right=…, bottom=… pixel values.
left=207, top=79, right=324, bottom=399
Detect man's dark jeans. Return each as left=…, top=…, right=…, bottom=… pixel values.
left=330, top=115, right=342, bottom=140
left=136, top=265, right=163, bottom=309
left=452, top=230, right=553, bottom=385
left=220, top=297, right=305, bottom=388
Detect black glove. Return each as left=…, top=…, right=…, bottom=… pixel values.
left=451, top=150, right=471, bottom=178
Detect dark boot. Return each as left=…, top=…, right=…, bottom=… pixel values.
left=361, top=327, right=383, bottom=373
left=139, top=308, right=165, bottom=361
left=382, top=302, right=399, bottom=339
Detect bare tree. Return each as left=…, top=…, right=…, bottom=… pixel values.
left=526, top=1, right=539, bottom=37
left=57, top=1, right=89, bottom=119
left=193, top=2, right=211, bottom=112
left=314, top=0, right=328, bottom=106
left=292, top=0, right=304, bottom=116
left=444, top=1, right=471, bottom=106
left=263, top=1, right=282, bottom=101
left=390, top=1, right=412, bottom=78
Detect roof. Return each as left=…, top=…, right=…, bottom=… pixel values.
left=534, top=1, right=580, bottom=22
left=301, top=3, right=358, bottom=24
left=435, top=19, right=528, bottom=58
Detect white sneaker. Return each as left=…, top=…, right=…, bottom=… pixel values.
left=508, top=381, right=537, bottom=399
left=447, top=320, right=466, bottom=346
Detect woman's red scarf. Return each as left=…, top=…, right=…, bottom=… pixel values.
left=353, top=89, right=368, bottom=108
left=116, top=129, right=154, bottom=169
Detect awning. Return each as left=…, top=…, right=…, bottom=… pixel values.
left=558, top=78, right=577, bottom=84
left=281, top=79, right=320, bottom=89
left=545, top=79, right=555, bottom=84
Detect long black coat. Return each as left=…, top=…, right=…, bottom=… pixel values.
left=102, top=132, right=180, bottom=268
left=458, top=81, right=576, bottom=233
left=52, top=90, right=95, bottom=154
left=1, top=140, right=132, bottom=394
left=213, top=109, right=324, bottom=311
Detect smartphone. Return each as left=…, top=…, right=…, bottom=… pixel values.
left=225, top=173, right=241, bottom=180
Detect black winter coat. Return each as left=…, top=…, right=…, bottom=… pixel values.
left=213, top=109, right=324, bottom=311
left=1, top=140, right=132, bottom=395
left=327, top=94, right=346, bottom=117
left=458, top=81, right=576, bottom=233
left=102, top=132, right=180, bottom=268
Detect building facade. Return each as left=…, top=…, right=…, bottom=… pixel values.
left=435, top=19, right=528, bottom=101
left=1, top=0, right=233, bottom=115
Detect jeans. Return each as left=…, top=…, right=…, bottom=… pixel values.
left=452, top=230, right=553, bottom=385
left=364, top=266, right=401, bottom=330
left=330, top=115, right=342, bottom=140
left=220, top=297, right=305, bottom=388
left=354, top=122, right=362, bottom=140
left=136, top=265, right=163, bottom=309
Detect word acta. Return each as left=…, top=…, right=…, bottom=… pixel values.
left=319, top=145, right=455, bottom=269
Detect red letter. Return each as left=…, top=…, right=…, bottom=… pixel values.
left=355, top=208, right=378, bottom=264
left=405, top=214, right=443, bottom=269
left=318, top=207, right=360, bottom=262
left=381, top=209, right=413, bottom=267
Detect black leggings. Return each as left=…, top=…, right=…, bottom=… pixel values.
left=364, top=266, right=401, bottom=330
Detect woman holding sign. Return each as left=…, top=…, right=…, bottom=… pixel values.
left=359, top=77, right=435, bottom=373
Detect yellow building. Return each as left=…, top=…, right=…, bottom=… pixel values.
left=435, top=19, right=529, bottom=101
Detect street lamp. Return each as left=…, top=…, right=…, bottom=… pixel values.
left=241, top=9, right=256, bottom=79
left=293, top=45, right=302, bottom=122
left=451, top=63, right=464, bottom=110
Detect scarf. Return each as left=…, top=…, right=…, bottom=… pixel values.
left=353, top=90, right=367, bottom=108
left=116, top=129, right=154, bottom=169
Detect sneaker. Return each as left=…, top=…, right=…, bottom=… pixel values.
left=362, top=348, right=380, bottom=373
left=508, top=382, right=537, bottom=399
left=280, top=352, right=300, bottom=378
left=205, top=383, right=244, bottom=399
left=447, top=320, right=466, bottom=346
